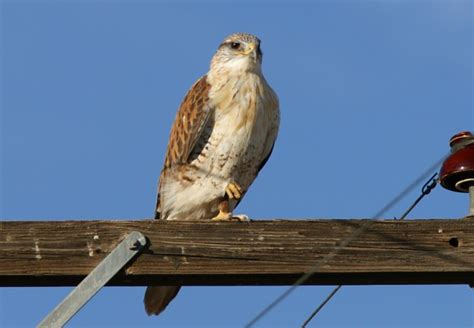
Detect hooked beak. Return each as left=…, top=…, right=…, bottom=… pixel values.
left=242, top=42, right=256, bottom=56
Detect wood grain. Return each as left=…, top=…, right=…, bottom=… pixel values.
left=1, top=219, right=473, bottom=287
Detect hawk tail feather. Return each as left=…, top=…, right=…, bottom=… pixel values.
left=144, top=285, right=181, bottom=316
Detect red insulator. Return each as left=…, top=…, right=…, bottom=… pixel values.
left=439, top=131, right=474, bottom=192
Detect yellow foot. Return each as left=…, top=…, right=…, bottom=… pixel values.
left=211, top=211, right=233, bottom=221
left=210, top=212, right=250, bottom=222
left=226, top=182, right=243, bottom=200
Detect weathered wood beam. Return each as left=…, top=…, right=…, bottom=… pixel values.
left=1, top=219, right=473, bottom=287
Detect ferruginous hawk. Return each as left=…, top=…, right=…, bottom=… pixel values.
left=144, top=32, right=280, bottom=316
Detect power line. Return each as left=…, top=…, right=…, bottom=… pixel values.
left=300, top=172, right=439, bottom=327
left=244, top=155, right=446, bottom=328
left=300, top=285, right=342, bottom=328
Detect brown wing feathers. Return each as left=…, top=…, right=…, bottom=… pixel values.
left=164, top=76, right=212, bottom=168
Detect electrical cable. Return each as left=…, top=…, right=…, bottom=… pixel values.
left=244, top=155, right=446, bottom=328
left=300, top=172, right=439, bottom=328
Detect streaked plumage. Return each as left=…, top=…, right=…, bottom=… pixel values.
left=144, top=32, right=280, bottom=316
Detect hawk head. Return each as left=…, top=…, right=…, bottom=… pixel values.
left=210, top=33, right=263, bottom=74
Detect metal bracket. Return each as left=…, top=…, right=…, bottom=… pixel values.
left=37, top=231, right=147, bottom=328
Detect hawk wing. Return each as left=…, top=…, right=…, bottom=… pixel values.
left=155, top=76, right=212, bottom=219
left=164, top=75, right=212, bottom=167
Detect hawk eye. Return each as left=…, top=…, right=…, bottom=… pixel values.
left=230, top=42, right=241, bottom=50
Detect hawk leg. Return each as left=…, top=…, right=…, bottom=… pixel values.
left=211, top=182, right=250, bottom=222
left=211, top=199, right=233, bottom=221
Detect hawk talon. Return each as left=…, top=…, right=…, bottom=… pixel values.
left=232, top=214, right=250, bottom=222
left=226, top=182, right=243, bottom=199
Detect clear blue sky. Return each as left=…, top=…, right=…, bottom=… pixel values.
left=1, top=1, right=473, bottom=327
